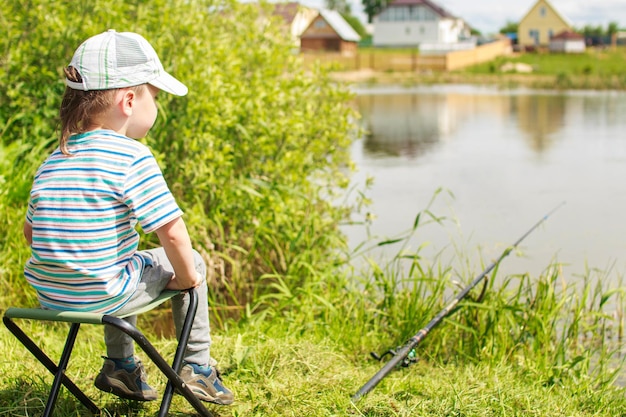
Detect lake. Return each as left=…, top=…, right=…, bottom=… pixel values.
left=343, top=84, right=626, bottom=284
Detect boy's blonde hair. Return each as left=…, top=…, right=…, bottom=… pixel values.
left=59, top=66, right=144, bottom=155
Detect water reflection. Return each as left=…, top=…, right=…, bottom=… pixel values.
left=514, top=95, right=565, bottom=151
left=347, top=85, right=626, bottom=281
left=359, top=94, right=444, bottom=158
left=357, top=88, right=572, bottom=156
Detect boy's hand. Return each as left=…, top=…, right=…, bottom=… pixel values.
left=155, top=217, right=201, bottom=289
left=166, top=271, right=203, bottom=290
left=23, top=220, right=33, bottom=245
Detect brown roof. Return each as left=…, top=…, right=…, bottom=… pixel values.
left=273, top=2, right=300, bottom=24
left=384, top=0, right=455, bottom=18
left=551, top=30, right=584, bottom=40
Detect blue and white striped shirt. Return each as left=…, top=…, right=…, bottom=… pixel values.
left=24, top=129, right=182, bottom=313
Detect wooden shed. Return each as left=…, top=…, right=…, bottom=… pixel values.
left=300, top=9, right=361, bottom=55
left=549, top=30, right=585, bottom=53
left=272, top=2, right=318, bottom=47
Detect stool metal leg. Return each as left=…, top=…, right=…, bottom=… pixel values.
left=42, top=323, right=80, bottom=417
left=2, top=316, right=100, bottom=415
left=157, top=288, right=198, bottom=417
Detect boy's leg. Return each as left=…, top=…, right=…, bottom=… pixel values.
left=145, top=247, right=212, bottom=364
left=97, top=248, right=175, bottom=400
left=138, top=248, right=233, bottom=405
left=103, top=248, right=174, bottom=359
left=104, top=247, right=211, bottom=363
left=101, top=247, right=232, bottom=405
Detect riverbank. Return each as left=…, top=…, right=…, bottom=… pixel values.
left=331, top=69, right=626, bottom=90
left=329, top=47, right=626, bottom=90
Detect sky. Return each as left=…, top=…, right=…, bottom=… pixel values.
left=438, top=0, right=626, bottom=34
left=314, top=0, right=626, bottom=34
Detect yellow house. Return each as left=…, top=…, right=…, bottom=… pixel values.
left=518, top=0, right=571, bottom=47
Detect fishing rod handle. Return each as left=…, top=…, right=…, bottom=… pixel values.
left=351, top=329, right=431, bottom=402
left=352, top=342, right=413, bottom=402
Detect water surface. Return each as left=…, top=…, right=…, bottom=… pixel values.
left=344, top=85, right=626, bottom=283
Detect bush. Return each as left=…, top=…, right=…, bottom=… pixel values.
left=0, top=0, right=360, bottom=316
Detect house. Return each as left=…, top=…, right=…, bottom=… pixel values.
left=272, top=2, right=318, bottom=46
left=549, top=30, right=585, bottom=53
left=518, top=0, right=571, bottom=48
left=300, top=9, right=361, bottom=55
left=371, top=0, right=472, bottom=51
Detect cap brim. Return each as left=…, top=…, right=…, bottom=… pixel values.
left=149, top=72, right=188, bottom=96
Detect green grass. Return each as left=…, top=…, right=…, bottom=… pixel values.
left=2, top=306, right=626, bottom=417
left=457, top=47, right=626, bottom=90
left=3, top=175, right=626, bottom=417
left=464, top=48, right=626, bottom=77
left=3, top=214, right=626, bottom=416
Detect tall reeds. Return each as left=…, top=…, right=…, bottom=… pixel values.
left=235, top=194, right=623, bottom=397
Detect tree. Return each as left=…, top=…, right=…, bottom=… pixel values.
left=499, top=20, right=518, bottom=34
left=362, top=0, right=387, bottom=23
left=326, top=0, right=351, bottom=14
left=342, top=12, right=368, bottom=38
left=581, top=24, right=603, bottom=37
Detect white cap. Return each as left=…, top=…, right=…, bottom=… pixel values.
left=66, top=29, right=188, bottom=96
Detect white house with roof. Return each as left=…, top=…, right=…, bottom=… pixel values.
left=549, top=30, right=585, bottom=53
left=372, top=0, right=473, bottom=53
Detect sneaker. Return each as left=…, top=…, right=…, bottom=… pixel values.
left=180, top=363, right=234, bottom=405
left=94, top=356, right=157, bottom=401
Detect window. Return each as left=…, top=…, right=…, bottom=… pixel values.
left=397, top=7, right=410, bottom=21
left=423, top=8, right=436, bottom=21
left=315, top=20, right=326, bottom=28
left=380, top=5, right=437, bottom=22
left=411, top=5, right=424, bottom=21
left=529, top=29, right=540, bottom=45
left=397, top=7, right=405, bottom=21
left=540, top=6, right=546, bottom=17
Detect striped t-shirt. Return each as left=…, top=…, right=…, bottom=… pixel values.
left=24, top=129, right=183, bottom=313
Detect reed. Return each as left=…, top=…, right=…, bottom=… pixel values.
left=339, top=217, right=626, bottom=388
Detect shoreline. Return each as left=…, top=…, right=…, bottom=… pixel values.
left=330, top=69, right=626, bottom=91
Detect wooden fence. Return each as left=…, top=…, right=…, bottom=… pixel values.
left=301, top=39, right=512, bottom=72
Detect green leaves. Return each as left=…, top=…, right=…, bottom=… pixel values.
left=1, top=0, right=360, bottom=317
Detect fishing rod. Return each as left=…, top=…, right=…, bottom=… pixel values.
left=351, top=202, right=565, bottom=403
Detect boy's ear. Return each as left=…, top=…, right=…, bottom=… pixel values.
left=119, top=89, right=136, bottom=116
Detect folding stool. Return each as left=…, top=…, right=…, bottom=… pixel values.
left=3, top=288, right=212, bottom=417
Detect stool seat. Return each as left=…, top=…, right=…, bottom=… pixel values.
left=5, top=290, right=180, bottom=323
left=3, top=288, right=212, bottom=417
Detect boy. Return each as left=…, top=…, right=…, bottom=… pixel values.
left=22, top=29, right=233, bottom=405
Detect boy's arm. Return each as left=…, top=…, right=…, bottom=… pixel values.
left=23, top=220, right=33, bottom=245
left=155, top=216, right=203, bottom=290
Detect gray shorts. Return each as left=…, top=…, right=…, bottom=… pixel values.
left=104, top=247, right=212, bottom=365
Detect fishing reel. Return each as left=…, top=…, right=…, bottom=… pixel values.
left=370, top=347, right=419, bottom=367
